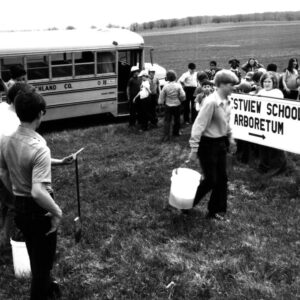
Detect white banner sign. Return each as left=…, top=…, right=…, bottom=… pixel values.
left=230, top=93, right=300, bottom=154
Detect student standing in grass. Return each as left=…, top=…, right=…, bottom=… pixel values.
left=188, top=70, right=238, bottom=220
left=207, top=61, right=221, bottom=80
left=133, top=70, right=152, bottom=131
left=0, top=83, right=35, bottom=249
left=0, top=91, right=73, bottom=299
left=178, top=63, right=197, bottom=124
left=282, top=58, right=299, bottom=100
left=228, top=58, right=241, bottom=82
left=241, top=58, right=264, bottom=73
left=127, top=66, right=141, bottom=127
left=257, top=72, right=287, bottom=175
left=159, top=70, right=185, bottom=142
left=194, top=80, right=214, bottom=112
left=6, top=65, right=27, bottom=89
left=148, top=66, right=160, bottom=127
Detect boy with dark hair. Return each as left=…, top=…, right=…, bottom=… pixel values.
left=0, top=83, right=35, bottom=248
left=7, top=65, right=27, bottom=89
left=179, top=63, right=197, bottom=124
left=0, top=91, right=73, bottom=299
left=194, top=80, right=214, bottom=112
left=209, top=61, right=221, bottom=80
left=267, top=63, right=277, bottom=72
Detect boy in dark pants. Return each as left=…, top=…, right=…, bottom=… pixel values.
left=0, top=91, right=73, bottom=299
left=148, top=66, right=160, bottom=126
left=188, top=70, right=238, bottom=220
left=159, top=70, right=185, bottom=141
left=126, top=66, right=141, bottom=127
left=178, top=63, right=197, bottom=124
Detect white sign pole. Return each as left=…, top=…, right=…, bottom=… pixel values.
left=230, top=93, right=300, bottom=154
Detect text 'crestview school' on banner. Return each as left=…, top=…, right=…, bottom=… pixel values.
left=230, top=93, right=300, bottom=154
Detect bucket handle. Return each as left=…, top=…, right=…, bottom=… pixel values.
left=175, top=159, right=192, bottom=175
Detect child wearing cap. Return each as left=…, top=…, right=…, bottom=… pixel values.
left=133, top=71, right=152, bottom=131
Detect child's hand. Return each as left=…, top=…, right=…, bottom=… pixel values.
left=61, top=155, right=74, bottom=164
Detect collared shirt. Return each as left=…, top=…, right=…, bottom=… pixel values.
left=178, top=71, right=198, bottom=87
left=138, top=80, right=150, bottom=99
left=149, top=77, right=160, bottom=95
left=158, top=81, right=186, bottom=107
left=189, top=91, right=232, bottom=152
left=0, top=126, right=52, bottom=197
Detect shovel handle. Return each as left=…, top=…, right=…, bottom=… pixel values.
left=75, top=158, right=81, bottom=218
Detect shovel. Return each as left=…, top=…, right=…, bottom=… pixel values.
left=73, top=148, right=84, bottom=243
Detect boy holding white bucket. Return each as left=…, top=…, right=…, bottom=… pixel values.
left=0, top=91, right=73, bottom=299
left=188, top=70, right=238, bottom=220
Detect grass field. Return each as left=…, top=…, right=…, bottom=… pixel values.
left=142, top=21, right=300, bottom=76
left=1, top=121, right=300, bottom=299
left=1, top=22, right=300, bottom=299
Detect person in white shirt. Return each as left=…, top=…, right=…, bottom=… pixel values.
left=178, top=63, right=197, bottom=124
left=187, top=70, right=239, bottom=220
left=133, top=70, right=151, bottom=131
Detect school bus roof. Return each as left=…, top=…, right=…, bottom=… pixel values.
left=0, top=28, right=144, bottom=56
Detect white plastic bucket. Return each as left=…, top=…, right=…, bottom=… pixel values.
left=10, top=239, right=31, bottom=278
left=169, top=168, right=201, bottom=209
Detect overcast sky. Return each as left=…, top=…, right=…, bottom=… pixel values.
left=1, top=0, right=300, bottom=31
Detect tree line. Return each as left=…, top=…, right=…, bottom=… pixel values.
left=130, top=11, right=300, bottom=32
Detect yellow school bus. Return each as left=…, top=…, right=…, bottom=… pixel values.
left=0, top=28, right=165, bottom=121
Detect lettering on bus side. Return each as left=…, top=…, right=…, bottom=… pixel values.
left=38, top=84, right=57, bottom=92
left=97, top=80, right=107, bottom=86
left=64, top=83, right=72, bottom=89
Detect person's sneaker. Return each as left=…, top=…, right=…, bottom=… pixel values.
left=213, top=213, right=226, bottom=221
left=205, top=212, right=227, bottom=220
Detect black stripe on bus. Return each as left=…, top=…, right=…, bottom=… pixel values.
left=31, top=75, right=117, bottom=86
left=38, top=86, right=117, bottom=97
left=46, top=97, right=117, bottom=109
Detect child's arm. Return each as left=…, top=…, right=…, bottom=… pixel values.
left=133, top=92, right=140, bottom=103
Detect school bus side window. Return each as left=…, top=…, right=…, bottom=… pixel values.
left=27, top=55, right=49, bottom=80
left=1, top=57, right=24, bottom=82
left=74, top=51, right=95, bottom=76
left=97, top=52, right=116, bottom=74
left=51, top=53, right=72, bottom=78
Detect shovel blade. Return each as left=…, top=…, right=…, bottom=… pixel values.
left=74, top=217, right=82, bottom=243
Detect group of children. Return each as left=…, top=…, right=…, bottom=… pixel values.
left=126, top=66, right=160, bottom=131
left=125, top=57, right=300, bottom=143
